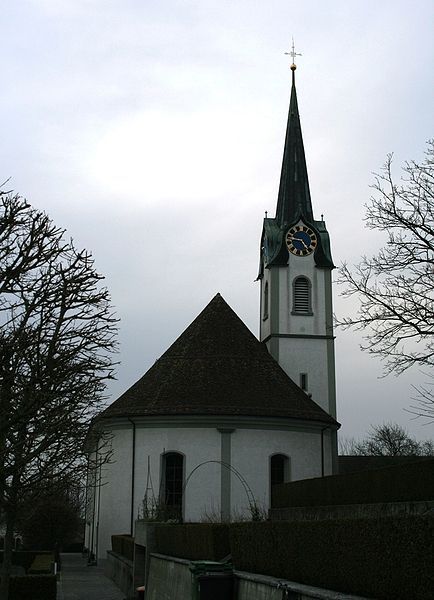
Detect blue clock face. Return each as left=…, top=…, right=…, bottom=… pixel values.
left=286, top=225, right=317, bottom=256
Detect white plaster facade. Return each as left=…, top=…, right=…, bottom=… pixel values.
left=86, top=416, right=333, bottom=559
left=260, top=249, right=336, bottom=417
left=86, top=70, right=339, bottom=563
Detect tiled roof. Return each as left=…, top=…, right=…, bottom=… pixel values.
left=99, top=294, right=337, bottom=425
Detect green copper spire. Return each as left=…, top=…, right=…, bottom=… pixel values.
left=275, top=65, right=313, bottom=227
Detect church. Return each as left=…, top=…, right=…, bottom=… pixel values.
left=85, top=60, right=339, bottom=560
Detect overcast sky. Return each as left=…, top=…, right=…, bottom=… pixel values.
left=1, top=0, right=433, bottom=443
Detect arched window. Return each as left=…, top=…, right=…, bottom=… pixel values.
left=292, top=276, right=312, bottom=315
left=162, top=452, right=184, bottom=520
left=270, top=454, right=290, bottom=506
left=263, top=281, right=269, bottom=320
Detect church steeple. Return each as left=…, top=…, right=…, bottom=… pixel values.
left=258, top=55, right=337, bottom=436
left=275, top=65, right=313, bottom=227
left=258, top=60, right=333, bottom=271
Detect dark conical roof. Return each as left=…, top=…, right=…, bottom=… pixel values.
left=258, top=69, right=334, bottom=271
left=275, top=69, right=313, bottom=227
left=100, top=294, right=336, bottom=425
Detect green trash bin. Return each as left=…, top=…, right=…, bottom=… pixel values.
left=190, top=561, right=234, bottom=600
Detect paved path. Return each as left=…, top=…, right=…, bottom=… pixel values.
left=57, top=553, right=126, bottom=600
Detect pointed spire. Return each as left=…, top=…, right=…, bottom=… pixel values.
left=275, top=65, right=314, bottom=227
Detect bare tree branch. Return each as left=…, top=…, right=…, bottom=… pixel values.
left=0, top=192, right=118, bottom=599
left=337, top=140, right=434, bottom=419
left=339, top=422, right=434, bottom=456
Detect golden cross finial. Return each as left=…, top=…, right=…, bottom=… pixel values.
left=285, top=37, right=302, bottom=70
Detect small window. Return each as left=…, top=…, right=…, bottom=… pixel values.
left=292, top=276, right=312, bottom=315
left=263, top=281, right=269, bottom=320
left=300, top=373, right=308, bottom=391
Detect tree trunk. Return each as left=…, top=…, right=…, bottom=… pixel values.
left=0, top=512, right=15, bottom=600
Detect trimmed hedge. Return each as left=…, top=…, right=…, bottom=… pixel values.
left=155, top=524, right=230, bottom=561
left=272, top=458, right=434, bottom=508
left=6, top=575, right=57, bottom=600
left=111, top=534, right=134, bottom=561
left=29, top=553, right=54, bottom=574
left=230, top=515, right=434, bottom=600
left=0, top=551, right=53, bottom=573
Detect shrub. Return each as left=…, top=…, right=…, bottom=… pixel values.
left=6, top=575, right=57, bottom=600
left=0, top=550, right=53, bottom=573
left=229, top=515, right=434, bottom=600
left=29, top=553, right=55, bottom=574
left=272, top=458, right=434, bottom=508
left=155, top=524, right=230, bottom=561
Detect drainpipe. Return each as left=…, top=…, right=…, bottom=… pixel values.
left=95, top=455, right=102, bottom=564
left=90, top=449, right=98, bottom=564
left=321, top=427, right=326, bottom=477
left=128, top=418, right=136, bottom=536
left=321, top=426, right=333, bottom=477
left=83, top=461, right=90, bottom=551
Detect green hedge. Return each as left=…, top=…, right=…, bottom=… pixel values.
left=272, top=458, right=434, bottom=508
left=28, top=553, right=55, bottom=574
left=111, top=534, right=134, bottom=561
left=0, top=551, right=53, bottom=573
left=155, top=524, right=230, bottom=561
left=230, top=515, right=434, bottom=600
left=6, top=575, right=57, bottom=600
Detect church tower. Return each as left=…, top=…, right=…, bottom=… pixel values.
left=259, top=60, right=336, bottom=423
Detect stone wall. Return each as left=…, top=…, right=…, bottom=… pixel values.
left=236, top=571, right=369, bottom=600
left=145, top=553, right=192, bottom=600
left=143, top=553, right=371, bottom=600
left=105, top=550, right=134, bottom=598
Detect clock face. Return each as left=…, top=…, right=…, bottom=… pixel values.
left=286, top=225, right=317, bottom=256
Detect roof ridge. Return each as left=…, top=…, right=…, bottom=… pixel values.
left=99, top=295, right=338, bottom=426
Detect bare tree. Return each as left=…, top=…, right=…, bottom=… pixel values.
left=340, top=422, right=434, bottom=456
left=0, top=192, right=118, bottom=599
left=338, top=140, right=434, bottom=418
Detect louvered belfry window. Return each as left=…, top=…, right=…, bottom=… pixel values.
left=293, top=276, right=311, bottom=314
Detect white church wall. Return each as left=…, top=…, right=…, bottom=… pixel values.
left=133, top=425, right=221, bottom=522
left=281, top=257, right=328, bottom=337
left=261, top=260, right=336, bottom=417
left=322, top=429, right=334, bottom=475
left=230, top=427, right=322, bottom=515
left=97, top=427, right=134, bottom=558
left=95, top=424, right=222, bottom=558
left=277, top=338, right=330, bottom=413
left=93, top=421, right=329, bottom=559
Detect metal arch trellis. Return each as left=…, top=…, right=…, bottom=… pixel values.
left=182, top=460, right=257, bottom=509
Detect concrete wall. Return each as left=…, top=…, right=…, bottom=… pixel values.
left=105, top=550, right=134, bottom=598
left=236, top=571, right=369, bottom=600
left=134, top=521, right=159, bottom=591
left=145, top=554, right=192, bottom=600
left=143, top=554, right=370, bottom=600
